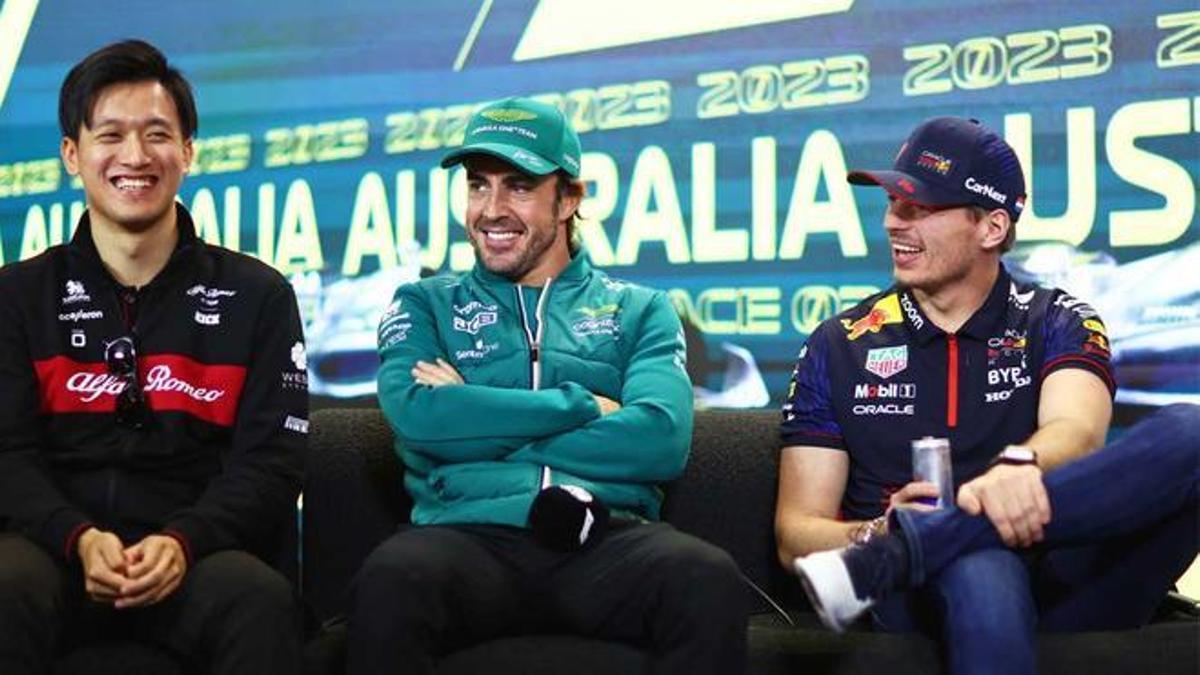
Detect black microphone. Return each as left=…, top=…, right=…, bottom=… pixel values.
left=528, top=485, right=610, bottom=552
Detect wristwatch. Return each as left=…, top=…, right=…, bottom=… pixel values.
left=995, top=445, right=1038, bottom=467
left=850, top=515, right=888, bottom=546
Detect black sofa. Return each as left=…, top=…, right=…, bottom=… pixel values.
left=302, top=407, right=1198, bottom=675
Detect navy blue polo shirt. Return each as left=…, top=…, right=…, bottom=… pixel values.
left=781, top=266, right=1115, bottom=520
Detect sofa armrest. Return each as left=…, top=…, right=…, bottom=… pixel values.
left=304, top=407, right=411, bottom=623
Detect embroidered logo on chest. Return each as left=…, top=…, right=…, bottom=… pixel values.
left=864, top=345, right=908, bottom=379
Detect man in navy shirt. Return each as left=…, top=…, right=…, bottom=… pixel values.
left=776, top=116, right=1198, bottom=675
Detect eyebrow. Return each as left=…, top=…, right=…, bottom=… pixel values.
left=465, top=170, right=540, bottom=185
left=503, top=173, right=538, bottom=186
left=88, top=115, right=175, bottom=130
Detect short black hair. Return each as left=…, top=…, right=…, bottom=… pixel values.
left=59, top=39, right=197, bottom=141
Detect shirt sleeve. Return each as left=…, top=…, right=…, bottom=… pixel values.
left=780, top=322, right=845, bottom=450
left=0, top=281, right=94, bottom=562
left=1040, top=292, right=1117, bottom=397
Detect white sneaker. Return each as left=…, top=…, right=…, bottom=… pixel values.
left=793, top=549, right=874, bottom=633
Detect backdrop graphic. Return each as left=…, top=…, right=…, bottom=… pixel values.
left=1, top=0, right=1196, bottom=414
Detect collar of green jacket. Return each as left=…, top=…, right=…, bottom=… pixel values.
left=470, top=248, right=593, bottom=288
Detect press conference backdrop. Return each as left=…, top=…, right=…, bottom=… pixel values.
left=1, top=0, right=1197, bottom=413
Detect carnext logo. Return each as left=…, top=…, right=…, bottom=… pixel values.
left=964, top=177, right=1007, bottom=204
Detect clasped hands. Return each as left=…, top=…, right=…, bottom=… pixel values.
left=77, top=528, right=187, bottom=609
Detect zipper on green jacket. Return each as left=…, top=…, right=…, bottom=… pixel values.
left=516, top=278, right=555, bottom=489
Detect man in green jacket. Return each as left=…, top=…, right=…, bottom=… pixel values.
left=347, top=97, right=748, bottom=675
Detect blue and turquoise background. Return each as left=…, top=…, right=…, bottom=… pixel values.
left=1, top=0, right=1196, bottom=412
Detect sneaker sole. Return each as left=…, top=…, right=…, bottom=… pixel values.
left=793, top=551, right=872, bottom=634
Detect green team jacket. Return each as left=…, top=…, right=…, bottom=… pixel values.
left=375, top=251, right=693, bottom=527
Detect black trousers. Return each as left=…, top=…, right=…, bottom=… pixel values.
left=0, top=534, right=301, bottom=675
left=346, top=521, right=749, bottom=675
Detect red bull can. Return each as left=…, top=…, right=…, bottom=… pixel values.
left=911, top=437, right=954, bottom=509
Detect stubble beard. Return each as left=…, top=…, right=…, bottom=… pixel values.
left=471, top=219, right=559, bottom=282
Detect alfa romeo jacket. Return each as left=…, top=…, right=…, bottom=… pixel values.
left=0, top=204, right=306, bottom=564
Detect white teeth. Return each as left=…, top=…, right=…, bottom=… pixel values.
left=485, top=231, right=519, bottom=240
left=893, top=244, right=922, bottom=254
left=114, top=177, right=153, bottom=191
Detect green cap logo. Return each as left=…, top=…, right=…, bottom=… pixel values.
left=440, top=96, right=582, bottom=177
left=481, top=108, right=538, bottom=123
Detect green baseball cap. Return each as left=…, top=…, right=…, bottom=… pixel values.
left=440, top=96, right=582, bottom=177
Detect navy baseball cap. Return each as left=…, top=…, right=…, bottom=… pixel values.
left=848, top=117, right=1027, bottom=223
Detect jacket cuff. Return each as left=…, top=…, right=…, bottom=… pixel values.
left=63, top=521, right=94, bottom=562
left=560, top=381, right=603, bottom=424
left=42, top=510, right=94, bottom=564
left=161, top=529, right=194, bottom=566
left=163, top=516, right=214, bottom=563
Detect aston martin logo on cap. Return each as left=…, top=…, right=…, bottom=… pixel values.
left=481, top=108, right=538, bottom=123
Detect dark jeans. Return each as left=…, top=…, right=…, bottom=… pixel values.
left=0, top=535, right=301, bottom=675
left=880, top=403, right=1200, bottom=675
left=346, top=521, right=749, bottom=675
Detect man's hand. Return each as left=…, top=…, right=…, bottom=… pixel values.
left=77, top=528, right=127, bottom=602
left=887, top=481, right=941, bottom=514
left=115, top=535, right=188, bottom=609
left=593, top=394, right=621, bottom=416
left=957, top=464, right=1051, bottom=548
left=412, top=358, right=464, bottom=387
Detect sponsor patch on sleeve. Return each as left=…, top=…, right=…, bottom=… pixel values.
left=284, top=415, right=309, bottom=434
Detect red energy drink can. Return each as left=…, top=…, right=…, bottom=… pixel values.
left=911, top=436, right=954, bottom=508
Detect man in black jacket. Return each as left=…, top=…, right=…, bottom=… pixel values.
left=0, top=40, right=306, bottom=674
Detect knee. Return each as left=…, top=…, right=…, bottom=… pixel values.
left=658, top=537, right=746, bottom=613
left=932, top=550, right=1034, bottom=629
left=1137, top=404, right=1200, bottom=471
left=354, top=534, right=454, bottom=599
left=194, top=551, right=294, bottom=617
left=1158, top=403, right=1200, bottom=429
left=1145, top=404, right=1200, bottom=452
left=0, top=538, right=62, bottom=621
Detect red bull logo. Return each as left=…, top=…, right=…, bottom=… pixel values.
left=842, top=295, right=903, bottom=340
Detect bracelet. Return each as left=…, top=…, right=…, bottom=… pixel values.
left=850, top=515, right=888, bottom=546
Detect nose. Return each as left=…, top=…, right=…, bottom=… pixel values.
left=882, top=198, right=917, bottom=234
left=479, top=186, right=505, bottom=221
left=883, top=207, right=907, bottom=234
left=117, top=134, right=151, bottom=167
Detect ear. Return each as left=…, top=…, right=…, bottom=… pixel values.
left=61, top=137, right=79, bottom=176
left=979, top=209, right=1011, bottom=251
left=556, top=178, right=585, bottom=223
left=181, top=137, right=194, bottom=175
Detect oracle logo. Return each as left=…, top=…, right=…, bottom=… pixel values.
left=65, top=365, right=226, bottom=403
